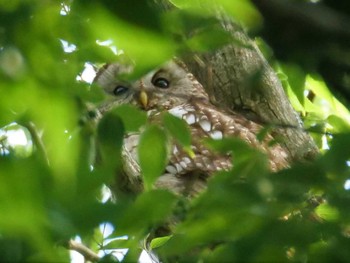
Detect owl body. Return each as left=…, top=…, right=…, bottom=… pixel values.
left=95, top=60, right=289, bottom=196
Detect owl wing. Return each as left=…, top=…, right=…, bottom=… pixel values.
left=152, top=101, right=289, bottom=196
left=119, top=100, right=289, bottom=197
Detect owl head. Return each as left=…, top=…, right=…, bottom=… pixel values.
left=94, top=60, right=209, bottom=113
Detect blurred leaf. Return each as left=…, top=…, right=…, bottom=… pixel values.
left=138, top=125, right=168, bottom=191
left=168, top=0, right=198, bottom=9
left=322, top=134, right=350, bottom=174
left=89, top=6, right=175, bottom=72
left=99, top=254, right=119, bottom=263
left=206, top=137, right=269, bottom=174
left=315, top=203, right=339, bottom=222
left=117, top=190, right=177, bottom=235
left=110, top=105, right=147, bottom=132
left=185, top=24, right=231, bottom=52
left=3, top=1, right=350, bottom=262
left=169, top=0, right=262, bottom=29
left=280, top=63, right=306, bottom=106
left=162, top=112, right=191, bottom=147
left=162, top=180, right=268, bottom=256
left=306, top=75, right=350, bottom=122
left=0, top=156, right=61, bottom=261
left=284, top=82, right=306, bottom=114
left=327, top=115, right=350, bottom=133
left=97, top=111, right=124, bottom=171
left=80, top=0, right=163, bottom=31
left=306, top=122, right=327, bottom=135
left=217, top=0, right=262, bottom=29
left=33, top=94, right=79, bottom=196
left=102, top=238, right=129, bottom=250
left=272, top=163, right=325, bottom=202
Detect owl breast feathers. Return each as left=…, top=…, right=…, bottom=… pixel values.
left=95, top=60, right=289, bottom=196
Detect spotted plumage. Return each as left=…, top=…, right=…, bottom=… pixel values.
left=95, top=60, right=289, bottom=196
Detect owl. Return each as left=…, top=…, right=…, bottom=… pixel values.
left=94, top=60, right=289, bottom=197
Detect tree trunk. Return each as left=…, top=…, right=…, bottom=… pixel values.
left=181, top=16, right=318, bottom=163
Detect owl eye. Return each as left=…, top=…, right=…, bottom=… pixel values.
left=153, top=78, right=170, bottom=89
left=113, top=85, right=129, bottom=96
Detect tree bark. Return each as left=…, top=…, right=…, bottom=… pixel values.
left=181, top=16, right=318, bottom=163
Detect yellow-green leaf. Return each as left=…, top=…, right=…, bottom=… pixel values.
left=315, top=203, right=339, bottom=222
left=150, top=235, right=173, bottom=249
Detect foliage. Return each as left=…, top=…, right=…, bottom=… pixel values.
left=1, top=0, right=350, bottom=262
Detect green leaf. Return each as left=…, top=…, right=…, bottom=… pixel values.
left=89, top=6, right=175, bottom=70
left=138, top=125, right=168, bottom=190
left=306, top=75, right=350, bottom=122
left=117, top=190, right=177, bottom=235
left=327, top=115, right=350, bottom=133
left=185, top=25, right=231, bottom=52
left=322, top=134, right=350, bottom=174
left=280, top=63, right=306, bottom=107
left=218, top=0, right=262, bottom=29
left=206, top=138, right=269, bottom=175
left=150, top=235, right=173, bottom=249
left=315, top=204, right=339, bottom=222
left=97, top=112, right=124, bottom=170
left=168, top=0, right=198, bottom=9
left=162, top=112, right=191, bottom=147
left=110, top=105, right=147, bottom=132
left=102, top=238, right=130, bottom=250
left=169, top=0, right=262, bottom=29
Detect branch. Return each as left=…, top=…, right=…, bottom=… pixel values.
left=67, top=240, right=101, bottom=262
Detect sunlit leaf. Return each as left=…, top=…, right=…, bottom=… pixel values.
left=217, top=0, right=262, bottom=29
left=315, top=203, right=339, bottom=222
left=306, top=75, right=350, bottom=123
left=280, top=63, right=306, bottom=106
left=327, top=115, right=350, bottom=133
left=150, top=235, right=173, bottom=249
left=285, top=82, right=306, bottom=114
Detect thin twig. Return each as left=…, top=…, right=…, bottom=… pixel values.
left=22, top=121, right=49, bottom=165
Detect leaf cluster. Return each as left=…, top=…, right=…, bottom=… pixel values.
left=1, top=1, right=350, bottom=262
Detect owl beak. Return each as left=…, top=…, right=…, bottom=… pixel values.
left=139, top=90, right=148, bottom=109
